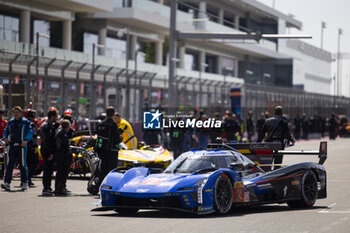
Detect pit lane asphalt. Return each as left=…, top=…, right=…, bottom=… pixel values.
left=1, top=138, right=350, bottom=233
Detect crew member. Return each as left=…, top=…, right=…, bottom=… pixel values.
left=246, top=110, right=254, bottom=142
left=257, top=106, right=295, bottom=169
left=24, top=109, right=39, bottom=187
left=63, top=109, right=76, bottom=132
left=256, top=112, right=266, bottom=138
left=40, top=107, right=59, bottom=195
left=236, top=114, right=244, bottom=142
left=55, top=120, right=73, bottom=195
left=1, top=106, right=33, bottom=191
left=61, top=109, right=75, bottom=140
left=223, top=113, right=239, bottom=143
left=95, top=107, right=122, bottom=182
left=328, top=113, right=337, bottom=140
left=114, top=112, right=137, bottom=149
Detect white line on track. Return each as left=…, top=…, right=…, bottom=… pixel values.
left=319, top=210, right=350, bottom=214
left=318, top=203, right=350, bottom=214
left=319, top=203, right=336, bottom=213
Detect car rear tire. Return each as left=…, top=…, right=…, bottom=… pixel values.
left=287, top=171, right=318, bottom=208
left=214, top=173, right=233, bottom=214
left=114, top=208, right=139, bottom=215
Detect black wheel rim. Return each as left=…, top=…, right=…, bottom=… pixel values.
left=303, top=173, right=317, bottom=204
left=215, top=178, right=232, bottom=212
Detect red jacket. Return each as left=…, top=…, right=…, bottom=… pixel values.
left=0, top=119, right=8, bottom=138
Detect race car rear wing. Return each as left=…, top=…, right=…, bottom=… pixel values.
left=275, top=141, right=327, bottom=165
left=207, top=141, right=327, bottom=166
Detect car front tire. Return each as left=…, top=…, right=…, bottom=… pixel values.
left=214, top=173, right=233, bottom=214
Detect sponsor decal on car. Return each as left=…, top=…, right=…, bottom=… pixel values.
left=159, top=181, right=178, bottom=186
left=136, top=189, right=149, bottom=193
left=233, top=181, right=245, bottom=202
left=199, top=206, right=214, bottom=212
left=291, top=180, right=299, bottom=185
left=163, top=193, right=179, bottom=196
left=140, top=177, right=167, bottom=186
left=244, top=191, right=250, bottom=202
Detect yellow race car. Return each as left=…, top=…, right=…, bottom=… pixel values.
left=72, top=134, right=173, bottom=169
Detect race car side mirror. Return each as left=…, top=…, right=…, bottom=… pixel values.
left=216, top=137, right=223, bottom=143
left=318, top=141, right=327, bottom=165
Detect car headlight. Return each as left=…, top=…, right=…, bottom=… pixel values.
left=101, top=184, right=112, bottom=190
left=177, top=186, right=195, bottom=191
left=196, top=178, right=208, bottom=204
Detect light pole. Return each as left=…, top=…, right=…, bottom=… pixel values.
left=199, top=62, right=208, bottom=107
left=35, top=32, right=49, bottom=110
left=91, top=42, right=104, bottom=119
left=171, top=57, right=180, bottom=108
left=333, top=74, right=336, bottom=96
left=133, top=50, right=145, bottom=121
left=321, top=21, right=326, bottom=49
left=337, top=28, right=342, bottom=96
left=168, top=0, right=178, bottom=112
left=117, top=26, right=130, bottom=118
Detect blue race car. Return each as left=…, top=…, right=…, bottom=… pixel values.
left=92, top=142, right=327, bottom=215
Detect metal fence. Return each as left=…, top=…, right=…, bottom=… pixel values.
left=241, top=83, right=350, bottom=119
left=0, top=51, right=242, bottom=121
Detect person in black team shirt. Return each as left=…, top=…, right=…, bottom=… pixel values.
left=328, top=113, right=337, bottom=140
left=25, top=109, right=39, bottom=187
left=223, top=113, right=240, bottom=142
left=256, top=111, right=267, bottom=137
left=40, top=107, right=59, bottom=195
left=95, top=106, right=122, bottom=182
left=246, top=110, right=254, bottom=142
left=54, top=120, right=73, bottom=195
left=258, top=106, right=295, bottom=169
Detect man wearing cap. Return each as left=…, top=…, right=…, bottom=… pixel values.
left=63, top=109, right=76, bottom=132
left=54, top=120, right=73, bottom=195
left=95, top=107, right=122, bottom=183
left=1, top=106, right=33, bottom=191
left=40, top=107, right=59, bottom=195
left=257, top=106, right=295, bottom=169
left=114, top=112, right=137, bottom=150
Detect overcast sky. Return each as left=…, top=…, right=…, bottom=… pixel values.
left=257, top=0, right=350, bottom=96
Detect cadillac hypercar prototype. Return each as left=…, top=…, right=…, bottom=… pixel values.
left=92, top=142, right=327, bottom=215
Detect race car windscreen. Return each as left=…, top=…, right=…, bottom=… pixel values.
left=164, top=154, right=236, bottom=174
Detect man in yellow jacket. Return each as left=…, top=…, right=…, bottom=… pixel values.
left=114, top=112, right=137, bottom=149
